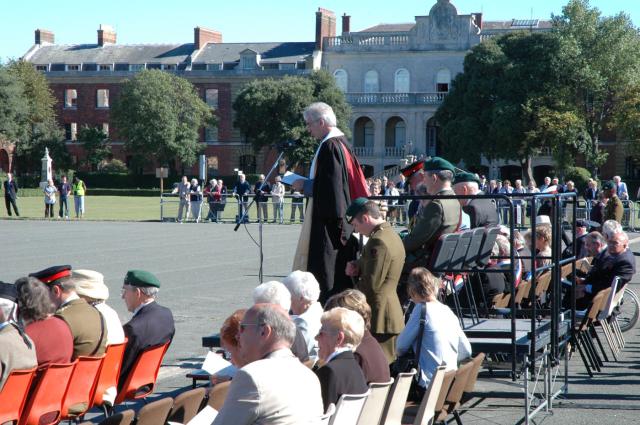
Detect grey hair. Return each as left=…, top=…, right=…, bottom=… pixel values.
left=282, top=271, right=320, bottom=303
left=252, top=304, right=296, bottom=346
left=253, top=281, right=291, bottom=312
left=602, top=220, right=623, bottom=241
left=140, top=286, right=159, bottom=298
left=303, top=102, right=337, bottom=127
left=321, top=307, right=365, bottom=350
left=586, top=231, right=607, bottom=247
left=427, top=169, right=454, bottom=182
left=492, top=234, right=511, bottom=257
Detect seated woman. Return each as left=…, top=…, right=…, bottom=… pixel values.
left=396, top=268, right=471, bottom=397
left=324, top=289, right=390, bottom=383
left=210, top=308, right=247, bottom=384
left=534, top=224, right=553, bottom=270
left=315, top=307, right=368, bottom=411
left=283, top=270, right=323, bottom=358
left=15, top=276, right=73, bottom=366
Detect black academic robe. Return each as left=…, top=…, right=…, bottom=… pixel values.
left=308, top=136, right=356, bottom=303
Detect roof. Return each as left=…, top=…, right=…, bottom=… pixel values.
left=27, top=43, right=194, bottom=64
left=194, top=42, right=315, bottom=64
left=359, top=23, right=415, bottom=33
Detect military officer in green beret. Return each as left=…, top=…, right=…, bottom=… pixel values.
left=402, top=157, right=461, bottom=293
left=345, top=198, right=406, bottom=363
left=602, top=180, right=624, bottom=223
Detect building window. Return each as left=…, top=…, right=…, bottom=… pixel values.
left=66, top=64, right=80, bottom=71
left=279, top=63, right=296, bottom=70
left=96, top=89, right=109, bottom=108
left=206, top=63, right=222, bottom=71
left=241, top=56, right=255, bottom=69
left=65, top=123, right=77, bottom=141
left=394, top=69, right=410, bottom=93
left=354, top=117, right=375, bottom=148
left=102, top=123, right=109, bottom=136
left=64, top=89, right=77, bottom=108
left=129, top=64, right=145, bottom=71
left=364, top=70, right=379, bottom=93
left=163, top=64, right=177, bottom=71
left=205, top=89, right=219, bottom=108
left=99, top=64, right=113, bottom=71
left=436, top=69, right=451, bottom=92
left=205, top=126, right=218, bottom=142
left=333, top=69, right=348, bottom=92
left=385, top=117, right=406, bottom=147
left=35, top=65, right=47, bottom=72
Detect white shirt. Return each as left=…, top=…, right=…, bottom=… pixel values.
left=95, top=302, right=125, bottom=345
left=292, top=302, right=323, bottom=357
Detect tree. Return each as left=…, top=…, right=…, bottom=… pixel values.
left=5, top=60, right=69, bottom=174
left=553, top=0, right=640, bottom=175
left=78, top=126, right=111, bottom=171
left=233, top=70, right=351, bottom=168
left=111, top=69, right=215, bottom=171
left=0, top=65, right=30, bottom=149
left=435, top=31, right=584, bottom=182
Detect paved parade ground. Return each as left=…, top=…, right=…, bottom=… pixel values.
left=3, top=220, right=640, bottom=423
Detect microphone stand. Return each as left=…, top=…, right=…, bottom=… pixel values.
left=234, top=149, right=286, bottom=284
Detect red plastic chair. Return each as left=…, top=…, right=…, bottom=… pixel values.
left=18, top=361, right=77, bottom=425
left=0, top=368, right=36, bottom=424
left=92, top=339, right=128, bottom=413
left=114, top=341, right=170, bottom=404
left=61, top=355, right=105, bottom=420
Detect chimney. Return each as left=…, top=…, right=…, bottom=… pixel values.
left=98, top=24, right=117, bottom=46
left=194, top=27, right=222, bottom=50
left=35, top=29, right=55, bottom=45
left=472, top=13, right=483, bottom=29
left=315, top=8, right=336, bottom=50
left=342, top=14, right=351, bottom=34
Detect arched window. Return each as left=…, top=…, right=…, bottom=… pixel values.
left=364, top=70, right=379, bottom=93
left=354, top=117, right=375, bottom=148
left=333, top=69, right=348, bottom=92
left=385, top=117, right=406, bottom=148
left=394, top=69, right=410, bottom=93
left=436, top=68, right=451, bottom=92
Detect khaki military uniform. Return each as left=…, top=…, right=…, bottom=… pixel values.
left=403, top=188, right=461, bottom=269
left=604, top=194, right=624, bottom=223
left=355, top=222, right=406, bottom=363
left=56, top=298, right=107, bottom=359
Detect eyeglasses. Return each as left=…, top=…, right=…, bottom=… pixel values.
left=120, top=286, right=137, bottom=295
left=239, top=322, right=264, bottom=332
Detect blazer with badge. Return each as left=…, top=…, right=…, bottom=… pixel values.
left=120, top=301, right=175, bottom=385
left=315, top=350, right=368, bottom=411
left=213, top=348, right=323, bottom=425
left=584, top=249, right=635, bottom=299
left=463, top=198, right=499, bottom=229
left=56, top=298, right=107, bottom=359
left=356, top=222, right=405, bottom=336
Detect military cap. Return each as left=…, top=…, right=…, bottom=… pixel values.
left=0, top=282, right=17, bottom=302
left=29, top=265, right=72, bottom=285
left=423, top=156, right=455, bottom=173
left=453, top=172, right=480, bottom=185
left=346, top=197, right=369, bottom=224
left=576, top=219, right=588, bottom=228
left=400, top=161, right=424, bottom=178
left=602, top=180, right=615, bottom=190
left=124, top=270, right=161, bottom=288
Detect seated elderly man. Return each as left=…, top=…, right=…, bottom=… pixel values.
left=30, top=265, right=107, bottom=359
left=453, top=172, right=499, bottom=229
left=314, top=307, right=368, bottom=411
left=283, top=271, right=322, bottom=357
left=120, top=270, right=174, bottom=387
left=575, top=230, right=635, bottom=310
left=253, top=281, right=310, bottom=362
left=0, top=282, right=37, bottom=390
left=212, top=304, right=323, bottom=424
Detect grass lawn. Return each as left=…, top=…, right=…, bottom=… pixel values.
left=0, top=196, right=305, bottom=222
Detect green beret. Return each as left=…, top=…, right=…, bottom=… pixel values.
left=454, top=172, right=480, bottom=185
left=423, top=157, right=455, bottom=173
left=346, top=197, right=369, bottom=224
left=125, top=270, right=160, bottom=288
left=602, top=180, right=615, bottom=190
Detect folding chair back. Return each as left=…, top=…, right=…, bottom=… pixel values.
left=534, top=271, right=552, bottom=298
left=463, top=228, right=486, bottom=269
left=514, top=280, right=531, bottom=305
left=463, top=353, right=486, bottom=394
left=378, top=369, right=416, bottom=425
left=443, top=361, right=475, bottom=412
left=61, top=355, right=105, bottom=419
left=167, top=387, right=206, bottom=424
left=492, top=293, right=510, bottom=309
left=19, top=361, right=77, bottom=425
left=319, top=403, right=336, bottom=424
left=588, top=289, right=611, bottom=321
left=0, top=368, right=36, bottom=424
left=430, top=234, right=460, bottom=272
left=328, top=390, right=370, bottom=425
left=89, top=409, right=135, bottom=425
left=597, top=277, right=620, bottom=321
left=115, top=341, right=170, bottom=404
left=356, top=379, right=393, bottom=425
left=135, top=397, right=173, bottom=425
left=92, top=339, right=128, bottom=408
left=476, top=226, right=501, bottom=267
left=208, top=380, right=231, bottom=410
left=411, top=365, right=446, bottom=425
left=432, top=370, right=456, bottom=422
left=560, top=263, right=574, bottom=279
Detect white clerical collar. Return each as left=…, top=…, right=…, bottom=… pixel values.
left=309, top=127, right=345, bottom=178
left=60, top=292, right=80, bottom=308
left=133, top=299, right=155, bottom=316
left=326, top=346, right=352, bottom=363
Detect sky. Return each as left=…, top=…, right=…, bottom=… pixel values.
left=1, top=0, right=638, bottom=62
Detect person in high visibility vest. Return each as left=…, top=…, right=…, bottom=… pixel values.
left=72, top=176, right=87, bottom=218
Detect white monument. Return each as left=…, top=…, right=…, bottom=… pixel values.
left=40, top=147, right=52, bottom=189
